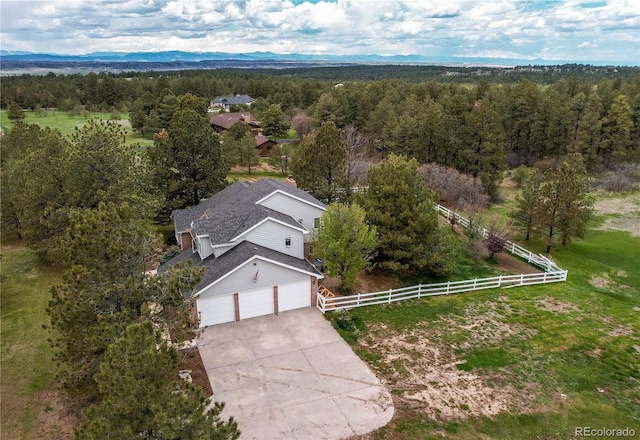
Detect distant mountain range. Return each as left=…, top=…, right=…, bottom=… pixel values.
left=0, top=50, right=570, bottom=67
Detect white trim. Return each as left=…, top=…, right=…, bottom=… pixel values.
left=255, top=189, right=326, bottom=211
left=229, top=216, right=307, bottom=242
left=192, top=255, right=322, bottom=299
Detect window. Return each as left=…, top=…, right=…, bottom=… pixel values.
left=285, top=237, right=292, bottom=247
left=314, top=217, right=320, bottom=228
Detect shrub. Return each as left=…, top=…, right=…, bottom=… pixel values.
left=419, top=163, right=489, bottom=211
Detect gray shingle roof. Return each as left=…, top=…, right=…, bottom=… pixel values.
left=158, top=241, right=322, bottom=297
left=212, top=95, right=255, bottom=105
left=172, top=178, right=325, bottom=244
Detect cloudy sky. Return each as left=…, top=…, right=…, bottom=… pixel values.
left=1, top=0, right=638, bottom=64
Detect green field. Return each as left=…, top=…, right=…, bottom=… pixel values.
left=0, top=110, right=154, bottom=149
left=0, top=242, right=66, bottom=440
left=330, top=193, right=640, bottom=439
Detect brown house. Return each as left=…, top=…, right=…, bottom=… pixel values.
left=210, top=112, right=260, bottom=134
left=255, top=134, right=277, bottom=157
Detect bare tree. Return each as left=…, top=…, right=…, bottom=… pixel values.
left=291, top=108, right=314, bottom=138
left=485, top=218, right=512, bottom=259
left=419, top=163, right=489, bottom=212
left=343, top=125, right=370, bottom=200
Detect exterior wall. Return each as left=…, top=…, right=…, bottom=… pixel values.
left=179, top=232, right=193, bottom=251
left=257, top=141, right=276, bottom=157
left=213, top=243, right=234, bottom=258
left=195, top=235, right=214, bottom=260
left=236, top=219, right=305, bottom=258
left=257, top=191, right=324, bottom=234
left=198, top=258, right=311, bottom=300
left=310, top=275, right=318, bottom=307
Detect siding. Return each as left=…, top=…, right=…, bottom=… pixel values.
left=198, top=258, right=310, bottom=299
left=196, top=235, right=214, bottom=260
left=257, top=192, right=324, bottom=233
left=236, top=219, right=305, bottom=258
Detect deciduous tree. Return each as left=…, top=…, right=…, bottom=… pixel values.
left=313, top=203, right=377, bottom=293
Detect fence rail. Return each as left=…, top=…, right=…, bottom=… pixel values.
left=316, top=203, right=567, bottom=313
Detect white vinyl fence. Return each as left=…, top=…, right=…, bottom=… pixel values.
left=316, top=203, right=568, bottom=313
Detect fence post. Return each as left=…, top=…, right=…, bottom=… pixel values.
left=473, top=278, right=477, bottom=290
left=447, top=281, right=451, bottom=294
left=498, top=275, right=502, bottom=287
left=418, top=282, right=422, bottom=298
left=388, top=288, right=392, bottom=304
left=357, top=292, right=361, bottom=306
left=543, top=272, right=547, bottom=283
left=520, top=273, right=524, bottom=285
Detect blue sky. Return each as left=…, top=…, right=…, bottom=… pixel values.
left=1, top=0, right=638, bottom=64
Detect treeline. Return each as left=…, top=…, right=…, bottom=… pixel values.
left=3, top=69, right=638, bottom=176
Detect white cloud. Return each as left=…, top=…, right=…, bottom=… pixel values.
left=0, top=0, right=638, bottom=63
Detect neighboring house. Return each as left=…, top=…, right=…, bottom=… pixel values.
left=160, top=179, right=325, bottom=327
left=210, top=95, right=255, bottom=111
left=255, top=134, right=277, bottom=157
left=210, top=112, right=260, bottom=134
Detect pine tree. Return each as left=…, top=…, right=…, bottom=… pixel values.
left=48, top=203, right=204, bottom=396
left=291, top=121, right=348, bottom=203
left=75, top=321, right=239, bottom=440
left=261, top=103, right=290, bottom=139
left=359, top=154, right=453, bottom=274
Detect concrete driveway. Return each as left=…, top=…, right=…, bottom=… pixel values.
left=197, top=307, right=394, bottom=440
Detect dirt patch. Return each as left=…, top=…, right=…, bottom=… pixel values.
left=593, top=194, right=640, bottom=236
left=32, top=389, right=84, bottom=440
left=593, top=194, right=640, bottom=216
left=534, top=297, right=582, bottom=314
left=358, top=300, right=540, bottom=422
left=320, top=269, right=401, bottom=296
left=607, top=325, right=634, bottom=337
left=496, top=252, right=541, bottom=275
left=177, top=347, right=213, bottom=397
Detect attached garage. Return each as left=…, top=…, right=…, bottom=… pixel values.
left=181, top=241, right=322, bottom=328
left=197, top=294, right=235, bottom=327
left=238, top=286, right=274, bottom=319
left=277, top=279, right=312, bottom=312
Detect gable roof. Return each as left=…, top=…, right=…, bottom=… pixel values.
left=158, top=241, right=322, bottom=297
left=171, top=179, right=325, bottom=244
left=209, top=112, right=259, bottom=130
left=211, top=95, right=255, bottom=105
left=255, top=133, right=276, bottom=147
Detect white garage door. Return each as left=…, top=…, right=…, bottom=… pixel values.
left=197, top=294, right=235, bottom=327
left=238, top=286, right=274, bottom=320
left=278, top=279, right=311, bottom=312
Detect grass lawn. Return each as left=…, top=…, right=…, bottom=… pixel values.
left=0, top=241, right=74, bottom=439
left=0, top=110, right=154, bottom=149
left=329, top=190, right=640, bottom=439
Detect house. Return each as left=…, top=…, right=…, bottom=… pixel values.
left=210, top=112, right=260, bottom=134
left=210, top=95, right=255, bottom=112
left=255, top=134, right=277, bottom=157
left=159, top=179, right=326, bottom=327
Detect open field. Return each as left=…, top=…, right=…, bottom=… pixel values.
left=0, top=241, right=78, bottom=440
left=331, top=192, right=640, bottom=439
left=0, top=110, right=154, bottom=149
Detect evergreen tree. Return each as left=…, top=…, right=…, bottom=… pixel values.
left=359, top=154, right=453, bottom=274
left=599, top=94, right=633, bottom=167
left=537, top=153, right=593, bottom=253
left=75, top=321, right=239, bottom=440
left=461, top=100, right=506, bottom=200
left=313, top=203, right=377, bottom=293
left=147, top=105, right=228, bottom=213
left=291, top=121, right=348, bottom=203
left=48, top=202, right=204, bottom=396
left=267, top=143, right=294, bottom=176
left=261, top=103, right=290, bottom=139
left=7, top=102, right=26, bottom=120
left=509, top=169, right=542, bottom=241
